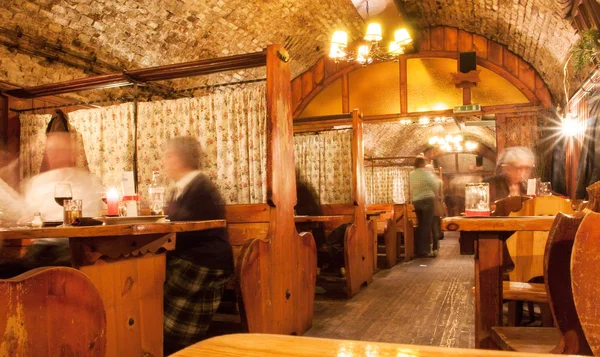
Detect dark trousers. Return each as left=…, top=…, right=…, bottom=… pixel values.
left=413, top=198, right=434, bottom=256
left=432, top=216, right=441, bottom=251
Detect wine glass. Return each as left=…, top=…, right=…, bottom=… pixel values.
left=54, top=183, right=73, bottom=207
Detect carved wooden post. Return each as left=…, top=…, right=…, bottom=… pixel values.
left=238, top=44, right=317, bottom=335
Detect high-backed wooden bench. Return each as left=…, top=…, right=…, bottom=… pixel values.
left=0, top=267, right=107, bottom=356
left=366, top=204, right=397, bottom=269
left=394, top=203, right=415, bottom=261
left=571, top=210, right=600, bottom=355
left=491, top=212, right=591, bottom=354
left=294, top=110, right=373, bottom=298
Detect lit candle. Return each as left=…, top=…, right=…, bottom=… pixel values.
left=106, top=188, right=119, bottom=216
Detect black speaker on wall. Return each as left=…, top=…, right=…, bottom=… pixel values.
left=476, top=155, right=484, bottom=167
left=459, top=51, right=477, bottom=73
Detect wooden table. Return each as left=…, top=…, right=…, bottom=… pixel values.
left=443, top=216, right=555, bottom=350
left=170, top=333, right=581, bottom=357
left=0, top=220, right=226, bottom=357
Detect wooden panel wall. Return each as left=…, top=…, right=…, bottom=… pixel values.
left=291, top=26, right=553, bottom=118
left=495, top=113, right=539, bottom=155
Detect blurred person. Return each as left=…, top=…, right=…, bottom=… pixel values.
left=426, top=164, right=444, bottom=255
left=162, top=136, right=233, bottom=355
left=484, top=146, right=535, bottom=202
left=0, top=132, right=103, bottom=277
left=410, top=158, right=440, bottom=258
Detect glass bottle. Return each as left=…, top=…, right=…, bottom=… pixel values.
left=31, top=212, right=43, bottom=228
left=148, top=171, right=165, bottom=215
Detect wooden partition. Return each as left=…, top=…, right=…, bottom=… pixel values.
left=294, top=110, right=373, bottom=298
left=3, top=44, right=317, bottom=350
left=221, top=46, right=317, bottom=335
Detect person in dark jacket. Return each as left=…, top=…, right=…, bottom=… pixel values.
left=484, top=146, right=534, bottom=202
left=162, top=136, right=233, bottom=355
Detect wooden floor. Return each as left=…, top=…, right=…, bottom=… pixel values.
left=305, top=232, right=476, bottom=349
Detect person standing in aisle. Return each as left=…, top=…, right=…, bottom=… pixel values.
left=410, top=157, right=440, bottom=258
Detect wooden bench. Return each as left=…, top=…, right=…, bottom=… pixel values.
left=366, top=204, right=397, bottom=269
left=0, top=267, right=106, bottom=356
left=293, top=110, right=373, bottom=298
left=571, top=210, right=600, bottom=355
left=170, top=333, right=580, bottom=357
left=394, top=203, right=415, bottom=261
left=491, top=212, right=591, bottom=354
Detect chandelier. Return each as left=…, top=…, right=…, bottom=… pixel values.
left=328, top=1, right=412, bottom=64
left=429, top=134, right=478, bottom=152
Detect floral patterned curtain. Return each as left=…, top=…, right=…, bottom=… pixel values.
left=18, top=84, right=266, bottom=205
left=67, top=103, right=135, bottom=189
left=365, top=166, right=412, bottom=204
left=294, top=130, right=353, bottom=204
left=137, top=83, right=267, bottom=205
left=19, top=114, right=52, bottom=180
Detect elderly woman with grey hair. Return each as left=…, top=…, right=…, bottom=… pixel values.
left=484, top=146, right=535, bottom=202
left=161, top=136, right=233, bottom=355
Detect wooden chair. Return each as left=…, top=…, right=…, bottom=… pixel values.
left=491, top=212, right=592, bottom=354
left=0, top=267, right=106, bottom=356
left=571, top=210, right=600, bottom=356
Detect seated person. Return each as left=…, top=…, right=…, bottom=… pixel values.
left=162, top=136, right=233, bottom=355
left=295, top=176, right=347, bottom=275
left=484, top=146, right=534, bottom=202
left=0, top=133, right=103, bottom=277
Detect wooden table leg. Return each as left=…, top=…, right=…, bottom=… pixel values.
left=70, top=233, right=174, bottom=356
left=474, top=232, right=503, bottom=349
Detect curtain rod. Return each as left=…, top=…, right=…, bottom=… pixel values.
left=11, top=78, right=267, bottom=113
left=294, top=127, right=353, bottom=135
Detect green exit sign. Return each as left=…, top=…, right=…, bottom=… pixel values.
left=453, top=104, right=481, bottom=113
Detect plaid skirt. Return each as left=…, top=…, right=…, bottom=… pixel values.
left=163, top=256, right=232, bottom=354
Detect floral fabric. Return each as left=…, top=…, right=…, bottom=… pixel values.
left=67, top=103, right=135, bottom=189
left=19, top=114, right=52, bottom=181
left=294, top=130, right=353, bottom=204
left=365, top=166, right=412, bottom=204
left=137, top=83, right=267, bottom=205
left=18, top=84, right=266, bottom=206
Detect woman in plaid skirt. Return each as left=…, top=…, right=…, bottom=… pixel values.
left=162, top=137, right=234, bottom=355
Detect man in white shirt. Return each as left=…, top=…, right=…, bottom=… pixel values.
left=1, top=133, right=103, bottom=275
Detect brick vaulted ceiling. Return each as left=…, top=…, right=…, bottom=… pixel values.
left=0, top=0, right=580, bottom=102
left=396, top=0, right=579, bottom=106
left=0, top=0, right=364, bottom=89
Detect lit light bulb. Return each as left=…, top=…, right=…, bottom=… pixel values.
left=356, top=45, right=371, bottom=64
left=400, top=119, right=412, bottom=125
left=419, top=117, right=430, bottom=125
left=562, top=114, right=579, bottom=137
left=394, top=28, right=412, bottom=45
left=329, top=43, right=346, bottom=59
left=331, top=31, right=348, bottom=46
left=455, top=135, right=463, bottom=142
left=429, top=136, right=439, bottom=145
left=364, top=23, right=383, bottom=42
left=389, top=41, right=403, bottom=54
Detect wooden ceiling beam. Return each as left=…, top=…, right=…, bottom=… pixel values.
left=3, top=50, right=267, bottom=99
left=292, top=103, right=541, bottom=131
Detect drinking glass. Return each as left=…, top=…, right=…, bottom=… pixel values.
left=54, top=183, right=73, bottom=207
left=539, top=182, right=552, bottom=196
left=63, top=199, right=82, bottom=226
